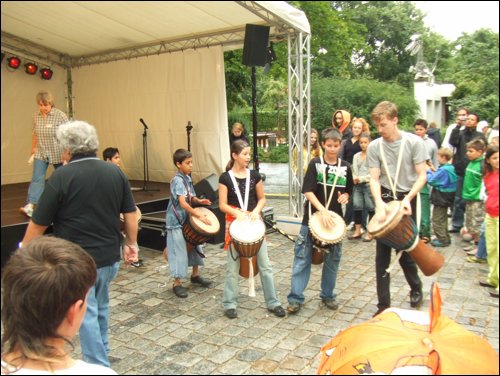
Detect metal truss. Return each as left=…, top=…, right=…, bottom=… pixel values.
left=288, top=32, right=311, bottom=218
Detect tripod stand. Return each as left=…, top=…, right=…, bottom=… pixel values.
left=132, top=118, right=159, bottom=192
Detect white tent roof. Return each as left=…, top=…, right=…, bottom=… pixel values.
left=1, top=1, right=310, bottom=67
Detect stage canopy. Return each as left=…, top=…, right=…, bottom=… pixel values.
left=2, top=2, right=310, bottom=215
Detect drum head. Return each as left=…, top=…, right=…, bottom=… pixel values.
left=367, top=201, right=403, bottom=237
left=190, top=207, right=220, bottom=235
left=229, top=218, right=265, bottom=243
left=309, top=211, right=346, bottom=244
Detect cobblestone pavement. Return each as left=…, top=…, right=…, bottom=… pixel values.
left=73, top=197, right=498, bottom=374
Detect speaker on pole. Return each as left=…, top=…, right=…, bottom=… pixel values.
left=242, top=24, right=270, bottom=67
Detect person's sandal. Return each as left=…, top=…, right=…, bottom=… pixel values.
left=173, top=285, right=188, bottom=298
left=268, top=305, right=286, bottom=317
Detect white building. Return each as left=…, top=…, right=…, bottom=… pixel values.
left=414, top=80, right=455, bottom=127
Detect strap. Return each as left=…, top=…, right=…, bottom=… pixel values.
left=379, top=133, right=406, bottom=198
left=309, top=157, right=341, bottom=217
left=171, top=175, right=192, bottom=226
left=228, top=169, right=250, bottom=211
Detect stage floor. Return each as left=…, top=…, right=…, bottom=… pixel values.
left=1, top=180, right=170, bottom=227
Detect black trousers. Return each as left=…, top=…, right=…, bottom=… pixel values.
left=375, top=189, right=422, bottom=310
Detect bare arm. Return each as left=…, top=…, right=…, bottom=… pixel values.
left=249, top=180, right=266, bottom=220
left=21, top=221, right=49, bottom=245
left=179, top=195, right=211, bottom=225
left=219, top=183, right=245, bottom=220
left=122, top=211, right=139, bottom=265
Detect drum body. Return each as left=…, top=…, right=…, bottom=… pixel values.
left=183, top=207, right=220, bottom=246
left=367, top=201, right=418, bottom=251
left=368, top=201, right=444, bottom=276
left=308, top=211, right=346, bottom=250
left=229, top=218, right=265, bottom=278
left=120, top=206, right=142, bottom=230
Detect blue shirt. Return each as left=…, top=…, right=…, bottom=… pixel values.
left=166, top=173, right=196, bottom=229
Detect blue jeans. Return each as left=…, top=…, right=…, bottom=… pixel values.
left=79, top=261, right=119, bottom=367
left=27, top=158, right=62, bottom=204
left=451, top=176, right=466, bottom=230
left=476, top=222, right=487, bottom=259
left=288, top=225, right=342, bottom=304
left=223, top=239, right=281, bottom=310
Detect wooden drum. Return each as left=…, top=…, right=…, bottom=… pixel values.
left=308, top=210, right=346, bottom=264
left=182, top=207, right=220, bottom=246
left=229, top=217, right=266, bottom=278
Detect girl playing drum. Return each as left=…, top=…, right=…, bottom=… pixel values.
left=219, top=140, right=286, bottom=319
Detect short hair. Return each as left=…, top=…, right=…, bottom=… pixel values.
left=173, top=148, right=192, bottom=166
left=103, top=147, right=119, bottom=161
left=232, top=122, right=244, bottom=132
left=371, top=101, right=398, bottom=123
left=466, top=138, right=486, bottom=152
left=321, top=128, right=342, bottom=143
left=468, top=112, right=479, bottom=122
left=414, top=119, right=428, bottom=129
left=35, top=91, right=54, bottom=106
left=56, top=120, right=99, bottom=155
left=437, top=147, right=453, bottom=161
left=1, top=237, right=96, bottom=369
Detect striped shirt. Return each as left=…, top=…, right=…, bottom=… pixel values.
left=33, top=107, right=68, bottom=164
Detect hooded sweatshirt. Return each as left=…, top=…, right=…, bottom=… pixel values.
left=333, top=110, right=352, bottom=140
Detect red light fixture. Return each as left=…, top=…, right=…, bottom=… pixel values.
left=40, top=68, right=53, bottom=80
left=24, top=62, right=38, bottom=75
left=7, top=56, right=21, bottom=69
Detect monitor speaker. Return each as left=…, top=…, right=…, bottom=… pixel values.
left=242, top=24, right=270, bottom=67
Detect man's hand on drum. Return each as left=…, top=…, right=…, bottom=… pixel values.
left=374, top=202, right=389, bottom=224
left=401, top=196, right=412, bottom=215
left=337, top=191, right=349, bottom=205
left=320, top=209, right=335, bottom=228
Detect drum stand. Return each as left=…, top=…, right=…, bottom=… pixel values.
left=132, top=119, right=159, bottom=192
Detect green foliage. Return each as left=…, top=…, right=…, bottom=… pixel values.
left=311, top=77, right=420, bottom=134
left=258, top=145, right=289, bottom=163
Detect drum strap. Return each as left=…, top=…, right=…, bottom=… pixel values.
left=309, top=157, right=340, bottom=217
left=172, top=175, right=192, bottom=226
left=228, top=169, right=250, bottom=211
left=379, top=134, right=406, bottom=199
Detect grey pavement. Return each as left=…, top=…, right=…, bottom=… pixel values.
left=70, top=196, right=498, bottom=375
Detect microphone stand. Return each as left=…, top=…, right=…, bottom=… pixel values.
left=186, top=121, right=193, bottom=152
left=132, top=118, right=159, bottom=192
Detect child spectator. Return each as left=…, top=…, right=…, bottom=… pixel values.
left=463, top=139, right=486, bottom=245
left=348, top=132, right=375, bottom=241
left=1, top=236, right=117, bottom=375
left=427, top=147, right=458, bottom=247
left=480, top=145, right=499, bottom=298
left=229, top=122, right=249, bottom=147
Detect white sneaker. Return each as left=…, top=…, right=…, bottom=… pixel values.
left=20, top=203, right=34, bottom=217
left=346, top=221, right=355, bottom=231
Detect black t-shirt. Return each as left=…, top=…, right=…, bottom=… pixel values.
left=302, top=157, right=353, bottom=225
left=32, top=156, right=136, bottom=268
left=219, top=170, right=262, bottom=211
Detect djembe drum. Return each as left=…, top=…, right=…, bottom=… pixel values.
left=308, top=210, right=347, bottom=264
left=182, top=207, right=220, bottom=247
left=367, top=201, right=444, bottom=276
left=229, top=217, right=266, bottom=279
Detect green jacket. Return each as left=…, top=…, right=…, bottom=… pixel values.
left=462, top=157, right=484, bottom=201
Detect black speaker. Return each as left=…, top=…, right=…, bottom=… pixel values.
left=193, top=173, right=219, bottom=203
left=242, top=24, right=270, bottom=67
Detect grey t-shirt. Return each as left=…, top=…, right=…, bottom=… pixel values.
left=367, top=131, right=427, bottom=193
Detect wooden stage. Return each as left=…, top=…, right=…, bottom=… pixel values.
left=1, top=174, right=225, bottom=268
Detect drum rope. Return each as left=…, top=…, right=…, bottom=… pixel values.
left=262, top=218, right=296, bottom=242
left=379, top=134, right=406, bottom=199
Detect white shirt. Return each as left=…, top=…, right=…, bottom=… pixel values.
left=1, top=360, right=117, bottom=375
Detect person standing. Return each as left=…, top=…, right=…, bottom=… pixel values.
left=448, top=112, right=487, bottom=233
left=287, top=128, right=352, bottom=314
left=332, top=109, right=352, bottom=141
left=442, top=107, right=468, bottom=151
left=21, top=120, right=139, bottom=368
left=229, top=122, right=249, bottom=147
left=20, top=91, right=69, bottom=217
left=219, top=140, right=285, bottom=319
left=367, top=101, right=427, bottom=316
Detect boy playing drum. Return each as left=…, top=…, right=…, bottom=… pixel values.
left=287, top=128, right=353, bottom=314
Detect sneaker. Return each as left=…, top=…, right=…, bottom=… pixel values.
left=190, top=275, right=212, bottom=288
left=20, top=203, right=34, bottom=217
left=322, top=299, right=339, bottom=310
left=448, top=227, right=460, bottom=233
left=130, top=259, right=144, bottom=267
left=466, top=249, right=477, bottom=256
left=479, top=280, right=496, bottom=288
left=430, top=239, right=450, bottom=247
left=287, top=302, right=301, bottom=314
left=346, top=221, right=355, bottom=231
left=490, top=291, right=499, bottom=298
left=224, top=308, right=237, bottom=319
left=466, top=256, right=487, bottom=264
left=268, top=305, right=286, bottom=317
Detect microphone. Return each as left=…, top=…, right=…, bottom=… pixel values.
left=140, top=118, right=148, bottom=129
